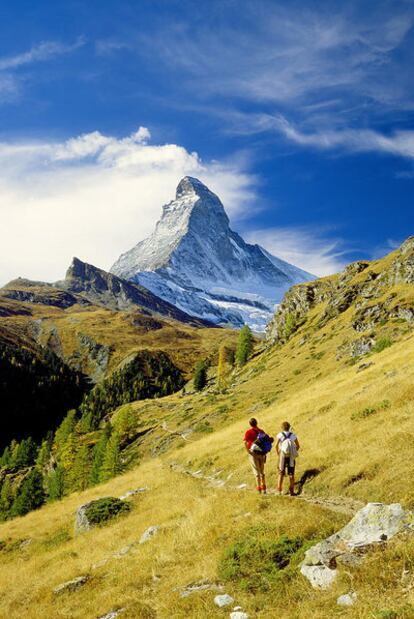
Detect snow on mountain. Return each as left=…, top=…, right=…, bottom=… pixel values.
left=111, top=177, right=314, bottom=331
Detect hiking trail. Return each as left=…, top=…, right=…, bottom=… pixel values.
left=167, top=461, right=363, bottom=516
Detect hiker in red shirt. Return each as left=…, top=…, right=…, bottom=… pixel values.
left=243, top=417, right=273, bottom=494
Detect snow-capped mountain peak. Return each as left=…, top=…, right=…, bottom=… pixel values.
left=111, top=177, right=314, bottom=331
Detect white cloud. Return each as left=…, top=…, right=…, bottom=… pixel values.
left=0, top=39, right=85, bottom=71
left=244, top=226, right=349, bottom=277
left=0, top=127, right=256, bottom=286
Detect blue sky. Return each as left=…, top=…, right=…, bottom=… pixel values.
left=0, top=0, right=413, bottom=284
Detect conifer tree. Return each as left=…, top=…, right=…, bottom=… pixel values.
left=36, top=439, right=51, bottom=471
left=53, top=409, right=77, bottom=459
left=48, top=466, right=65, bottom=501
left=100, top=432, right=121, bottom=482
left=193, top=361, right=207, bottom=391
left=69, top=445, right=91, bottom=491
left=89, top=425, right=111, bottom=486
left=14, top=437, right=38, bottom=469
left=0, top=446, right=11, bottom=468
left=114, top=405, right=135, bottom=442
left=235, top=324, right=254, bottom=366
left=11, top=470, right=45, bottom=516
left=0, top=477, right=14, bottom=517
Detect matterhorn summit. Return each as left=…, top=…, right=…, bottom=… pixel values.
left=111, top=177, right=314, bottom=330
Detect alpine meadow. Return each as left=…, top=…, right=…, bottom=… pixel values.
left=1, top=2, right=414, bottom=619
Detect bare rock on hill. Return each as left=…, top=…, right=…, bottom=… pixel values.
left=139, top=525, right=159, bottom=544
left=301, top=503, right=414, bottom=589
left=53, top=575, right=89, bottom=595
left=96, top=608, right=126, bottom=619
left=214, top=594, right=234, bottom=607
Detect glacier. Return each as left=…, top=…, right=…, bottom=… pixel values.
left=111, top=176, right=314, bottom=331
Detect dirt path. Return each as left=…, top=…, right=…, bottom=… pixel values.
left=167, top=461, right=363, bottom=517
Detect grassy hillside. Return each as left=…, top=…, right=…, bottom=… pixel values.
left=0, top=240, right=413, bottom=618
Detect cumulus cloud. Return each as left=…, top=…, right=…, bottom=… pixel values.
left=244, top=226, right=349, bottom=277
left=0, top=127, right=256, bottom=285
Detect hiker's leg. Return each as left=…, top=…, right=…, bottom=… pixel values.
left=249, top=454, right=262, bottom=491
left=261, top=456, right=266, bottom=493
left=277, top=472, right=284, bottom=492
left=289, top=474, right=295, bottom=496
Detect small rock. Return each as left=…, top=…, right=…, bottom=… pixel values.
left=96, top=609, right=126, bottom=619
left=214, top=594, right=234, bottom=607
left=113, top=545, right=133, bottom=559
left=300, top=564, right=337, bottom=590
left=92, top=559, right=109, bottom=570
left=337, top=592, right=357, bottom=606
left=237, top=483, right=247, bottom=490
left=19, top=538, right=32, bottom=549
left=178, top=579, right=223, bottom=598
left=230, top=613, right=249, bottom=619
left=139, top=525, right=159, bottom=544
left=233, top=607, right=243, bottom=612
left=53, top=575, right=88, bottom=595
left=119, top=487, right=148, bottom=500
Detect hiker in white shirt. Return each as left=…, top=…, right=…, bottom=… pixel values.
left=276, top=421, right=300, bottom=496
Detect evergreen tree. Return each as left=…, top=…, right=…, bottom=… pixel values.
left=11, top=470, right=45, bottom=516
left=14, top=437, right=38, bottom=469
left=89, top=425, right=111, bottom=486
left=69, top=445, right=91, bottom=491
left=59, top=431, right=78, bottom=471
left=193, top=361, right=207, bottom=391
left=0, top=446, right=11, bottom=468
left=53, top=409, right=77, bottom=459
left=100, top=432, right=121, bottom=482
left=113, top=405, right=136, bottom=442
left=235, top=325, right=254, bottom=366
left=36, top=439, right=51, bottom=471
left=0, top=477, right=14, bottom=518
left=48, top=466, right=65, bottom=501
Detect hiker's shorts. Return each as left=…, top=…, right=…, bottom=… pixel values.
left=279, top=454, right=295, bottom=476
left=249, top=453, right=266, bottom=477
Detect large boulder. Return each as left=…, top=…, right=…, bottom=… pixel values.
left=301, top=503, right=414, bottom=589
left=75, top=497, right=130, bottom=534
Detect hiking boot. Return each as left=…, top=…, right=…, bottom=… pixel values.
left=256, top=486, right=262, bottom=493
left=262, top=485, right=267, bottom=495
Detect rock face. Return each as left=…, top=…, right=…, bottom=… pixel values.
left=59, top=257, right=208, bottom=326
left=266, top=236, right=414, bottom=347
left=301, top=503, right=414, bottom=589
left=75, top=497, right=130, bottom=534
left=111, top=177, right=313, bottom=331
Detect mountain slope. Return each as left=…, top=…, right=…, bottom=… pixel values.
left=111, top=176, right=314, bottom=330
left=1, top=238, right=414, bottom=618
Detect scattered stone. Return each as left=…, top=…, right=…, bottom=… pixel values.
left=53, top=575, right=88, bottom=595
left=19, top=538, right=32, bottom=549
left=96, top=608, right=126, bottom=619
left=230, top=612, right=249, bottom=619
left=237, top=483, right=247, bottom=490
left=139, top=525, right=159, bottom=544
left=300, top=564, right=338, bottom=590
left=113, top=545, right=133, bottom=559
left=357, top=362, right=374, bottom=372
left=214, top=594, right=234, bottom=607
left=92, top=558, right=109, bottom=570
left=301, top=503, right=414, bottom=589
left=119, top=487, right=148, bottom=500
left=337, top=592, right=357, bottom=607
left=178, top=579, right=223, bottom=598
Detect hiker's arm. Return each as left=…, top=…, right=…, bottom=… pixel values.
left=295, top=439, right=300, bottom=451
left=244, top=440, right=250, bottom=453
left=276, top=440, right=280, bottom=455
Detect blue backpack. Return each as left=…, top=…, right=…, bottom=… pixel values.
left=251, top=431, right=273, bottom=455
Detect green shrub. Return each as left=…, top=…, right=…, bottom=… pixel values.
left=372, top=336, right=392, bottom=353
left=84, top=497, right=130, bottom=526
left=218, top=528, right=303, bottom=592
left=194, top=421, right=213, bottom=434
left=351, top=407, right=377, bottom=420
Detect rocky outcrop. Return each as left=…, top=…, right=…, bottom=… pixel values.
left=60, top=257, right=208, bottom=326
left=266, top=236, right=414, bottom=347
left=301, top=503, right=414, bottom=590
